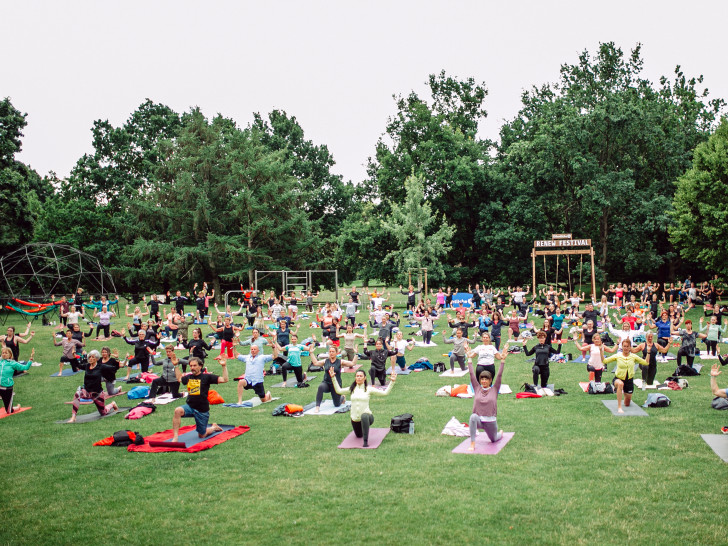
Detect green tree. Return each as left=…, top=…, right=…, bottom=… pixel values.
left=669, top=117, right=728, bottom=276
left=127, top=109, right=319, bottom=296
left=0, top=98, right=49, bottom=256
left=492, top=43, right=724, bottom=287
left=386, top=173, right=454, bottom=284
left=367, top=71, right=494, bottom=282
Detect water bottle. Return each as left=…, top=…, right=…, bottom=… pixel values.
left=408, top=420, right=414, bottom=434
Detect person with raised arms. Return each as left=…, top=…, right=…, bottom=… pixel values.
left=465, top=351, right=507, bottom=451
left=363, top=338, right=397, bottom=386
left=631, top=331, right=670, bottom=389
left=310, top=346, right=357, bottom=412
left=172, top=356, right=227, bottom=443
left=210, top=315, right=242, bottom=358
left=573, top=331, right=617, bottom=383
left=53, top=329, right=84, bottom=375
left=523, top=330, right=558, bottom=388
left=342, top=324, right=367, bottom=362
left=147, top=346, right=184, bottom=402
left=0, top=347, right=34, bottom=414
left=330, top=366, right=396, bottom=447
left=400, top=284, right=422, bottom=312
left=603, top=339, right=648, bottom=414
left=1, top=324, right=34, bottom=363
left=465, top=333, right=509, bottom=380
left=275, top=333, right=315, bottom=386
left=67, top=350, right=120, bottom=423
left=443, top=328, right=476, bottom=373
left=671, top=319, right=707, bottom=369
left=234, top=344, right=277, bottom=404
left=412, top=305, right=440, bottom=345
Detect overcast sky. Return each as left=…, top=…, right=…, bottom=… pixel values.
left=3, top=1, right=727, bottom=184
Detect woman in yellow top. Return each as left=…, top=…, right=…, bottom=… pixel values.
left=604, top=339, right=647, bottom=413
left=329, top=366, right=396, bottom=447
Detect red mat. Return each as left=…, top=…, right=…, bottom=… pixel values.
left=128, top=424, right=250, bottom=453
left=0, top=407, right=31, bottom=419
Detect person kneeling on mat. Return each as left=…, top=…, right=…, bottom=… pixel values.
left=603, top=339, right=648, bottom=414
left=148, top=346, right=183, bottom=402
left=234, top=344, right=277, bottom=404
left=172, top=356, right=228, bottom=442
left=0, top=347, right=35, bottom=414
left=710, top=364, right=728, bottom=401
left=466, top=352, right=506, bottom=451
left=523, top=331, right=558, bottom=388
left=67, top=350, right=120, bottom=423
left=330, top=366, right=396, bottom=447
left=310, top=346, right=358, bottom=413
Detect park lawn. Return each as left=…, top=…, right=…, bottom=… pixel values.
left=1, top=293, right=728, bottom=545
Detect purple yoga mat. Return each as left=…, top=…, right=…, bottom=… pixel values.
left=338, top=427, right=390, bottom=449
left=451, top=432, right=515, bottom=455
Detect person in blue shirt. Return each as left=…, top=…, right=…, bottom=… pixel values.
left=274, top=333, right=313, bottom=385
left=234, top=344, right=278, bottom=403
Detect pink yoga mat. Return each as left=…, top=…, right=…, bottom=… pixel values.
left=341, top=364, right=362, bottom=373
left=451, top=432, right=515, bottom=455
left=338, top=427, right=389, bottom=449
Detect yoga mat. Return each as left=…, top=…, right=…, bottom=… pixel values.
left=439, top=369, right=469, bottom=378
left=698, top=352, right=719, bottom=359
left=223, top=397, right=280, bottom=408
left=0, top=406, right=31, bottom=419
left=341, top=364, right=362, bottom=373
left=303, top=400, right=351, bottom=415
left=168, top=424, right=236, bottom=447
left=64, top=391, right=126, bottom=405
left=150, top=392, right=187, bottom=405
left=56, top=407, right=131, bottom=424
left=499, top=384, right=512, bottom=394
left=572, top=356, right=589, bottom=364
left=271, top=376, right=317, bottom=388
left=12, top=371, right=29, bottom=378
left=50, top=369, right=81, bottom=377
left=602, top=400, right=648, bottom=417
left=386, top=367, right=412, bottom=375
left=338, top=428, right=389, bottom=449
left=701, top=434, right=728, bottom=463
left=129, top=424, right=249, bottom=453
left=452, top=432, right=515, bottom=455
left=414, top=341, right=438, bottom=347
left=579, top=382, right=589, bottom=393
left=693, top=363, right=704, bottom=374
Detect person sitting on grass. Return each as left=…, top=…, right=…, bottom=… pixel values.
left=466, top=352, right=507, bottom=451
left=330, top=367, right=396, bottom=447
left=0, top=347, right=34, bottom=414
left=67, top=350, right=120, bottom=423
left=172, top=356, right=227, bottom=443
left=234, top=344, right=277, bottom=404
left=603, top=339, right=648, bottom=414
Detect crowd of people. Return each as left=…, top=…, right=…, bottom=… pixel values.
left=2, top=276, right=727, bottom=444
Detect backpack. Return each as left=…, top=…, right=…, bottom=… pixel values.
left=601, top=333, right=615, bottom=347
left=587, top=381, right=614, bottom=394
left=111, top=430, right=144, bottom=446
left=433, top=361, right=446, bottom=373
left=674, top=365, right=699, bottom=377
left=390, top=413, right=414, bottom=433
left=521, top=383, right=538, bottom=394
left=644, top=393, right=671, bottom=408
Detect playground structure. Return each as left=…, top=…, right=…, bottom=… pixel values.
left=531, top=234, right=596, bottom=298
left=254, top=270, right=339, bottom=302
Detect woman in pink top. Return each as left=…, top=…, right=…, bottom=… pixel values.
left=573, top=332, right=616, bottom=382
left=465, top=347, right=507, bottom=451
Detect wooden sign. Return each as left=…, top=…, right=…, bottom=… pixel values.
left=551, top=233, right=572, bottom=240
left=534, top=239, right=591, bottom=248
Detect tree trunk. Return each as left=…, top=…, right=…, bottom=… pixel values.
left=600, top=210, right=609, bottom=290
left=209, top=256, right=221, bottom=306
left=247, top=226, right=254, bottom=288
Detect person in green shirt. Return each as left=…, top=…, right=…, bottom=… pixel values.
left=604, top=339, right=647, bottom=413
left=0, top=347, right=34, bottom=414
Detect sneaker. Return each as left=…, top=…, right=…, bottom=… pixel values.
left=721, top=426, right=728, bottom=435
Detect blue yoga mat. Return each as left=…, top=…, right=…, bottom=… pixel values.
left=50, top=369, right=81, bottom=377
left=169, top=424, right=236, bottom=446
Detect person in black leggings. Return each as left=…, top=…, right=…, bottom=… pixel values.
left=363, top=338, right=397, bottom=386
left=489, top=312, right=505, bottom=350
left=633, top=332, right=669, bottom=389
left=310, top=346, right=357, bottom=412
left=122, top=329, right=157, bottom=376
left=524, top=330, right=558, bottom=388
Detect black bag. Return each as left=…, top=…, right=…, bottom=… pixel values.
left=296, top=381, right=310, bottom=388
left=111, top=430, right=144, bottom=446
left=587, top=381, right=614, bottom=394
left=433, top=361, right=446, bottom=373
left=308, top=364, right=323, bottom=372
left=521, top=383, right=537, bottom=393
left=390, top=413, right=414, bottom=433
left=601, top=333, right=614, bottom=346
left=674, top=365, right=699, bottom=377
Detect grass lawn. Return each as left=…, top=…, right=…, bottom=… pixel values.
left=2, top=292, right=728, bottom=545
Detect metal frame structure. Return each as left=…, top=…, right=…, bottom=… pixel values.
left=254, top=270, right=339, bottom=302
left=531, top=235, right=596, bottom=298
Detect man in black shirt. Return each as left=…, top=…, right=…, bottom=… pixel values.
left=168, top=290, right=191, bottom=315
left=349, top=286, right=361, bottom=304
left=580, top=302, right=599, bottom=325
left=172, top=356, right=229, bottom=442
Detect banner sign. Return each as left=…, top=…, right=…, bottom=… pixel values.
left=534, top=239, right=590, bottom=248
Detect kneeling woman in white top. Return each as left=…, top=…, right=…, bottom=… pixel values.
left=329, top=367, right=396, bottom=447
